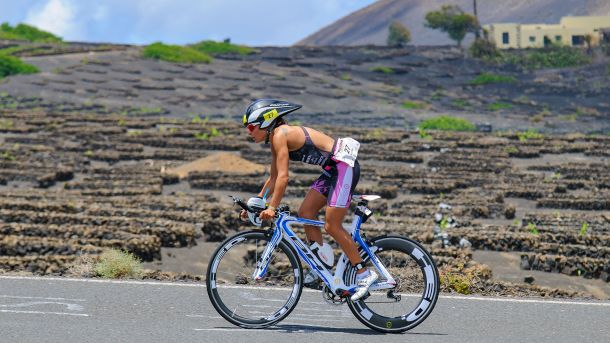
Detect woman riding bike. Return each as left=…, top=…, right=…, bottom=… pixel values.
left=240, top=99, right=376, bottom=301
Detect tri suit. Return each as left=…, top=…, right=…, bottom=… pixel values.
left=288, top=127, right=360, bottom=208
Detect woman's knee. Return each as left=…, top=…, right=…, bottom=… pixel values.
left=298, top=208, right=317, bottom=219
left=324, top=223, right=342, bottom=236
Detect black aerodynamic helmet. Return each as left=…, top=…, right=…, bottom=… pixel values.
left=242, top=99, right=302, bottom=129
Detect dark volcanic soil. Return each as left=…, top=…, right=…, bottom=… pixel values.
left=0, top=42, right=608, bottom=133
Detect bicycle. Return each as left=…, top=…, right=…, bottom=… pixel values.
left=206, top=194, right=440, bottom=333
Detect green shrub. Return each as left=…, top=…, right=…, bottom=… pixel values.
left=419, top=116, right=476, bottom=131
left=370, top=66, right=394, bottom=74
left=190, top=40, right=254, bottom=56
left=579, top=223, right=589, bottom=236
left=387, top=21, right=411, bottom=47
left=487, top=102, right=513, bottom=111
left=210, top=127, right=221, bottom=137
left=470, top=73, right=516, bottom=85
left=517, top=129, right=544, bottom=142
left=419, top=128, right=433, bottom=140
left=469, top=38, right=499, bottom=58
left=142, top=42, right=212, bottom=63
left=339, top=73, right=352, bottom=81
left=452, top=99, right=470, bottom=109
left=365, top=128, right=386, bottom=140
left=0, top=46, right=32, bottom=57
left=0, top=118, right=13, bottom=129
left=524, top=46, right=590, bottom=68
left=0, top=54, right=39, bottom=79
left=504, top=146, right=519, bottom=154
left=191, top=115, right=209, bottom=124
left=94, top=249, right=143, bottom=279
left=402, top=100, right=428, bottom=109
left=496, top=45, right=591, bottom=69
left=194, top=132, right=209, bottom=140
left=0, top=22, right=62, bottom=43
left=1, top=151, right=16, bottom=161
left=442, top=273, right=471, bottom=294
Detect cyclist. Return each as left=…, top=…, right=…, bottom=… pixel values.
left=239, top=99, right=377, bottom=301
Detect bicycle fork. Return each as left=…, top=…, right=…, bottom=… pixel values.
left=252, top=227, right=283, bottom=280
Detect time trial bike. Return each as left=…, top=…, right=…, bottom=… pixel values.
left=206, top=194, right=439, bottom=333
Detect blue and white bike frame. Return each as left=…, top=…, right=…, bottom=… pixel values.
left=252, top=208, right=397, bottom=295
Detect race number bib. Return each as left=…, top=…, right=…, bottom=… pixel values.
left=332, top=137, right=360, bottom=167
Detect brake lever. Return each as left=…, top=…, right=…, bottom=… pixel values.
left=228, top=195, right=254, bottom=213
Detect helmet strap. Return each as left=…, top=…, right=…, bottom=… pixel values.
left=265, top=121, right=279, bottom=145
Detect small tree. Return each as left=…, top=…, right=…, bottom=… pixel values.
left=584, top=34, right=593, bottom=54
left=425, top=5, right=479, bottom=47
left=469, top=30, right=499, bottom=59
left=387, top=21, right=411, bottom=47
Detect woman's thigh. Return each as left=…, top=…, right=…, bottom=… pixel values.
left=299, top=188, right=327, bottom=218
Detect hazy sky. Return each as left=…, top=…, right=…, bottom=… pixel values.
left=0, top=0, right=377, bottom=46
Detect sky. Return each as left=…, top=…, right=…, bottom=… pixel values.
left=0, top=0, right=377, bottom=46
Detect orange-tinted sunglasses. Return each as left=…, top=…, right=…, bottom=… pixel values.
left=246, top=123, right=259, bottom=132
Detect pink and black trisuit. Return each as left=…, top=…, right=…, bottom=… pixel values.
left=288, top=127, right=360, bottom=208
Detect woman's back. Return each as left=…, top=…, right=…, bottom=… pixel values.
left=283, top=125, right=335, bottom=166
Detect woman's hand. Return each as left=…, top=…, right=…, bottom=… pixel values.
left=240, top=209, right=248, bottom=221
left=259, top=208, right=276, bottom=220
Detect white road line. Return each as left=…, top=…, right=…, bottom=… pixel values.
left=0, top=301, right=85, bottom=311
left=441, top=295, right=610, bottom=307
left=0, top=309, right=89, bottom=317
left=0, top=295, right=85, bottom=302
left=2, top=275, right=609, bottom=307
left=0, top=275, right=204, bottom=287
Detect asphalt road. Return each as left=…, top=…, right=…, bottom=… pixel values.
left=0, top=276, right=608, bottom=343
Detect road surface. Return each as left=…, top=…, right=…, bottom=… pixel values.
left=0, top=276, right=608, bottom=343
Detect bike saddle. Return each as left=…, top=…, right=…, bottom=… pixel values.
left=351, top=194, right=382, bottom=202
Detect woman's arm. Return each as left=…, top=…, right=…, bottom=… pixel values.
left=267, top=128, right=289, bottom=209
left=258, top=148, right=279, bottom=198
left=259, top=127, right=289, bottom=220
left=258, top=176, right=272, bottom=198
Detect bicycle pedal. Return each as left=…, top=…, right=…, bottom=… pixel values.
left=303, top=281, right=322, bottom=290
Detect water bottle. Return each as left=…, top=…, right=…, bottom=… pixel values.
left=310, top=241, right=334, bottom=269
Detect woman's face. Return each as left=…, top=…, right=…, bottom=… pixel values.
left=246, top=123, right=265, bottom=143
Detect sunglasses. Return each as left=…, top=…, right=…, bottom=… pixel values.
left=246, top=123, right=259, bottom=132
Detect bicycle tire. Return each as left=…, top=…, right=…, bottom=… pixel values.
left=206, top=230, right=303, bottom=328
left=346, top=235, right=440, bottom=333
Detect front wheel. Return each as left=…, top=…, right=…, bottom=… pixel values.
left=345, top=235, right=440, bottom=333
left=206, top=230, right=303, bottom=328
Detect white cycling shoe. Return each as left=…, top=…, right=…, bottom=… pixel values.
left=350, top=270, right=378, bottom=301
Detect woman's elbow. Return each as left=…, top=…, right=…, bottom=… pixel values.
left=276, top=174, right=289, bottom=184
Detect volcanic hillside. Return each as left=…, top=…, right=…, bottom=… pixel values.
left=297, top=0, right=610, bottom=46
left=1, top=41, right=609, bottom=134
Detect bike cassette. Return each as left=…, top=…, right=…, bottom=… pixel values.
left=321, top=285, right=346, bottom=306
